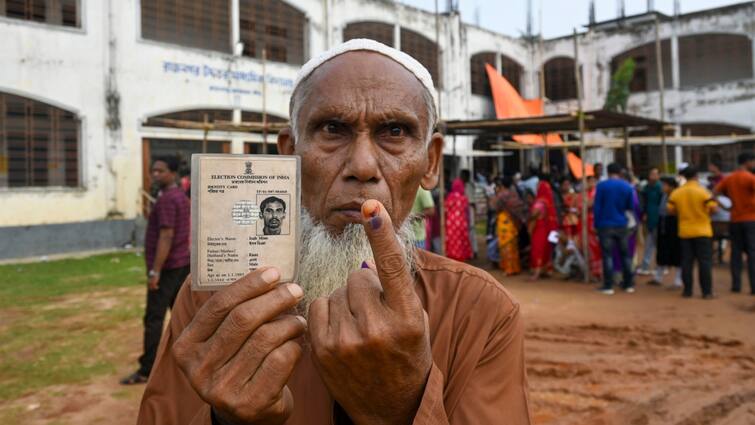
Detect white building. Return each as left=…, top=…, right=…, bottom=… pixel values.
left=1, top=0, right=753, bottom=259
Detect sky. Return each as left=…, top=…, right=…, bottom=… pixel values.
left=399, top=0, right=746, bottom=39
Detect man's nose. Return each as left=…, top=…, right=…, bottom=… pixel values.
left=343, top=131, right=380, bottom=183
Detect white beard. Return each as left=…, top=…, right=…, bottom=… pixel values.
left=297, top=210, right=417, bottom=315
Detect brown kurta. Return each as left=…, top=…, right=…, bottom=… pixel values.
left=137, top=250, right=532, bottom=424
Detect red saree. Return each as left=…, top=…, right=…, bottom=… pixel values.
left=445, top=179, right=473, bottom=261
left=529, top=181, right=558, bottom=270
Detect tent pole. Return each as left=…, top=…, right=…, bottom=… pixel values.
left=574, top=28, right=589, bottom=284
left=624, top=126, right=632, bottom=176
left=435, top=0, right=446, bottom=257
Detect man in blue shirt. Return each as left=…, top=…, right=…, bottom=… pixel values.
left=593, top=162, right=636, bottom=294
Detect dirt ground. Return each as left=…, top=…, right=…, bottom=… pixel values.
left=3, top=266, right=754, bottom=424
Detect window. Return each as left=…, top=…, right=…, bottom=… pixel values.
left=400, top=28, right=439, bottom=87
left=144, top=109, right=234, bottom=127
left=679, top=33, right=753, bottom=88
left=141, top=0, right=231, bottom=53
left=611, top=40, right=672, bottom=93
left=144, top=109, right=288, bottom=127
left=470, top=52, right=496, bottom=96
left=239, top=0, right=306, bottom=65
left=470, top=52, right=523, bottom=96
left=244, top=142, right=278, bottom=154
left=2, top=0, right=80, bottom=27
left=543, top=57, right=576, bottom=101
left=343, top=21, right=394, bottom=47
left=0, top=92, right=80, bottom=188
left=501, top=55, right=523, bottom=94
left=241, top=110, right=287, bottom=124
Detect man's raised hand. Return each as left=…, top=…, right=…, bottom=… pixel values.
left=173, top=268, right=306, bottom=425
left=308, top=199, right=433, bottom=425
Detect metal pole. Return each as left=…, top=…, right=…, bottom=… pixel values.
left=574, top=29, right=589, bottom=284
left=655, top=15, right=668, bottom=172
left=262, top=48, right=268, bottom=154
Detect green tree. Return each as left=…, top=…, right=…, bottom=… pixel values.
left=603, top=58, right=636, bottom=113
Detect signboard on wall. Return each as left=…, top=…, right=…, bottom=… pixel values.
left=162, top=61, right=295, bottom=97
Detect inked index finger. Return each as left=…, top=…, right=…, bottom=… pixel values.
left=360, top=200, right=417, bottom=310
left=182, top=267, right=281, bottom=342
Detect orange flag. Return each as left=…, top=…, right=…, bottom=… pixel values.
left=484, top=64, right=563, bottom=146
left=567, top=152, right=594, bottom=178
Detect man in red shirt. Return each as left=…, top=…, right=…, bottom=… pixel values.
left=714, top=152, right=755, bottom=294
left=121, top=155, right=191, bottom=384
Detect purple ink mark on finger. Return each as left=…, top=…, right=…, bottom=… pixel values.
left=361, top=261, right=369, bottom=269
left=370, top=216, right=382, bottom=230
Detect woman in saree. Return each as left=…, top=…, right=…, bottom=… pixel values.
left=528, top=180, right=559, bottom=280
left=577, top=176, right=602, bottom=281
left=445, top=178, right=473, bottom=261
left=560, top=178, right=580, bottom=239
left=494, top=177, right=526, bottom=275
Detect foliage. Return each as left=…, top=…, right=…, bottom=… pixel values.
left=603, top=58, right=636, bottom=113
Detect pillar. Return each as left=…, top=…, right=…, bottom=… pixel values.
left=231, top=0, right=241, bottom=55
left=670, top=23, right=680, bottom=89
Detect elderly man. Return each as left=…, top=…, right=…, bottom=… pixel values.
left=137, top=40, right=530, bottom=425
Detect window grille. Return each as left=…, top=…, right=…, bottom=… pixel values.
left=141, top=0, right=231, bottom=53
left=610, top=40, right=671, bottom=93
left=239, top=0, right=306, bottom=65
left=543, top=57, right=577, bottom=101
left=400, top=28, right=439, bottom=87
left=241, top=111, right=287, bottom=123
left=343, top=21, right=394, bottom=47
left=145, top=109, right=234, bottom=127
left=3, top=0, right=79, bottom=27
left=470, top=52, right=496, bottom=96
left=0, top=92, right=80, bottom=188
left=679, top=34, right=753, bottom=88
left=470, top=52, right=523, bottom=96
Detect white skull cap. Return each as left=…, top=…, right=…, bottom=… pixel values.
left=292, top=38, right=439, bottom=120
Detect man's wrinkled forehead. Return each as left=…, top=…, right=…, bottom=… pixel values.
left=300, top=51, right=429, bottom=120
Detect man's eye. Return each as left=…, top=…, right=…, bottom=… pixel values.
left=389, top=126, right=404, bottom=137
left=322, top=122, right=344, bottom=134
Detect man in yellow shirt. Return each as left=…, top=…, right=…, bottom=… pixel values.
left=667, top=166, right=718, bottom=299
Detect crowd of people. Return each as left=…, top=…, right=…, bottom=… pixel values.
left=413, top=152, right=755, bottom=299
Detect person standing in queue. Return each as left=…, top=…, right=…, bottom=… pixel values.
left=714, top=152, right=755, bottom=294
left=668, top=166, right=717, bottom=299
left=121, top=155, right=190, bottom=385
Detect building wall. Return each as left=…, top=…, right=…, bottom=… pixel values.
left=0, top=1, right=109, bottom=227
left=0, top=0, right=753, bottom=259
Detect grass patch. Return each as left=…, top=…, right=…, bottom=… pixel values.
left=0, top=252, right=144, bottom=309
left=0, top=252, right=146, bottom=401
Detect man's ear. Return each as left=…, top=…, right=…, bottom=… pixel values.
left=277, top=127, right=295, bottom=155
left=420, top=132, right=444, bottom=190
